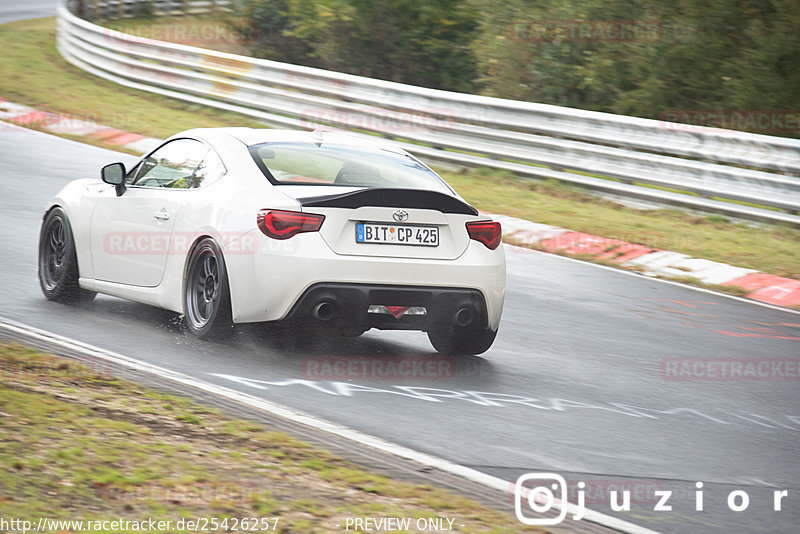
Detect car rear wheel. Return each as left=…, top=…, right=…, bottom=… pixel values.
left=38, top=207, right=96, bottom=304
left=427, top=326, right=497, bottom=356
left=184, top=238, right=233, bottom=339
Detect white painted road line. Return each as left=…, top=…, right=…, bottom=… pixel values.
left=0, top=316, right=661, bottom=534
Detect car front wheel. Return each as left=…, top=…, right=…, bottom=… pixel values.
left=427, top=326, right=497, bottom=356
left=38, top=207, right=96, bottom=303
left=184, top=238, right=233, bottom=339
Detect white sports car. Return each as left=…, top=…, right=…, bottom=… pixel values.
left=38, top=128, right=506, bottom=355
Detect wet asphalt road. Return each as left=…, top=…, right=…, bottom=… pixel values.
left=0, top=0, right=57, bottom=24
left=1, top=126, right=799, bottom=533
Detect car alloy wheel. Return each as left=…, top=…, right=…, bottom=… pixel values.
left=184, top=238, right=232, bottom=338
left=38, top=207, right=96, bottom=303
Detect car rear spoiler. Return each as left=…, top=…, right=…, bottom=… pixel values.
left=297, top=188, right=478, bottom=216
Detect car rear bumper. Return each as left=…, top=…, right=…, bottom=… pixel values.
left=224, top=231, right=505, bottom=329
left=284, top=283, right=490, bottom=332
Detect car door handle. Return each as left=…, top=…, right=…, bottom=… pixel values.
left=153, top=210, right=171, bottom=221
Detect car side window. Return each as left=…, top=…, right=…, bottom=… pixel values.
left=124, top=162, right=141, bottom=185
left=132, top=139, right=208, bottom=189
left=189, top=149, right=227, bottom=188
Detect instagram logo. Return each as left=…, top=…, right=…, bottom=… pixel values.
left=514, top=473, right=569, bottom=525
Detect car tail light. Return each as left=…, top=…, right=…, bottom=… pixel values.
left=257, top=210, right=325, bottom=240
left=466, top=221, right=502, bottom=250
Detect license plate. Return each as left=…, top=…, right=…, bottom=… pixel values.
left=356, top=223, right=439, bottom=247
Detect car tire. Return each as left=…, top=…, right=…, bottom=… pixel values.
left=184, top=238, right=233, bottom=339
left=38, top=207, right=96, bottom=304
left=427, top=326, right=497, bottom=356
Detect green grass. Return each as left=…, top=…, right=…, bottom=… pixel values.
left=1, top=17, right=799, bottom=280
left=0, top=343, right=539, bottom=532
left=0, top=17, right=263, bottom=143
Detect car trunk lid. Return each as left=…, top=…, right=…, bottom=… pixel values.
left=287, top=187, right=477, bottom=260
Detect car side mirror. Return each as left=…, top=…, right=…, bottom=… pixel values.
left=101, top=162, right=126, bottom=196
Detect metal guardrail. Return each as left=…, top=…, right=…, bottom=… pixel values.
left=57, top=0, right=800, bottom=226
left=72, top=0, right=230, bottom=20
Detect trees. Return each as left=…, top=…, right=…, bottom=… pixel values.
left=235, top=0, right=799, bottom=135
left=233, top=0, right=312, bottom=64
left=473, top=0, right=800, bottom=134
left=237, top=0, right=480, bottom=92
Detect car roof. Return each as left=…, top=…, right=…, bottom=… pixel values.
left=178, top=128, right=409, bottom=156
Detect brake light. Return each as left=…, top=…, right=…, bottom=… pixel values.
left=466, top=221, right=502, bottom=250
left=257, top=210, right=325, bottom=239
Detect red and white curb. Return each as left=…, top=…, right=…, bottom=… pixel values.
left=3, top=96, right=798, bottom=309
left=0, top=97, right=161, bottom=153
left=491, top=213, right=800, bottom=309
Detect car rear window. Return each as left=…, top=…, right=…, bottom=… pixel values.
left=248, top=142, right=453, bottom=194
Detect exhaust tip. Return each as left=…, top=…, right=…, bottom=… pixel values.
left=312, top=301, right=336, bottom=322
left=454, top=306, right=474, bottom=327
